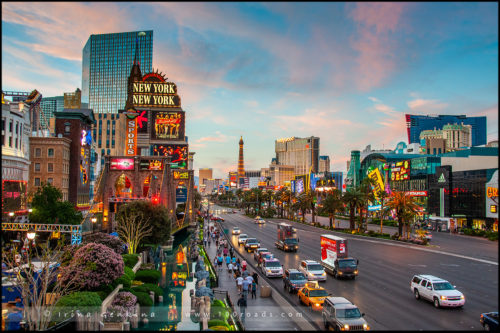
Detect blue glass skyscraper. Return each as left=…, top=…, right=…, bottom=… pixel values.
left=405, top=114, right=487, bottom=146
left=82, top=30, right=153, bottom=114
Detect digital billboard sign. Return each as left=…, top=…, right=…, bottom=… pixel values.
left=110, top=158, right=135, bottom=170
left=151, top=144, right=188, bottom=169
left=151, top=111, right=185, bottom=141
left=139, top=159, right=163, bottom=170
left=390, top=160, right=410, bottom=181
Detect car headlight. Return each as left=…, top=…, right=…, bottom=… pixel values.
left=354, top=270, right=358, bottom=274
left=460, top=295, right=465, bottom=300
left=315, top=303, right=320, bottom=307
left=440, top=295, right=447, bottom=301
left=267, top=269, right=272, bottom=273
left=344, top=324, right=350, bottom=330
left=363, top=324, right=369, bottom=330
left=338, top=271, right=343, bottom=275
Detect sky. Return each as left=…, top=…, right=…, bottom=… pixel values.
left=2, top=2, right=498, bottom=179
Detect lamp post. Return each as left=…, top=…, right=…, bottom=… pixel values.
left=91, top=217, right=97, bottom=233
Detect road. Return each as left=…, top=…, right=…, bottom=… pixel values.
left=212, top=205, right=498, bottom=330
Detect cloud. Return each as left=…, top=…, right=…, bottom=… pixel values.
left=407, top=98, right=449, bottom=112
left=196, top=131, right=234, bottom=144
left=348, top=2, right=409, bottom=91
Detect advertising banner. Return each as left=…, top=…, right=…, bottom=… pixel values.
left=131, top=81, right=181, bottom=108
left=110, top=158, right=135, bottom=170
left=368, top=204, right=382, bottom=211
left=173, top=171, right=189, bottom=180
left=139, top=159, right=163, bottom=170
left=296, top=178, right=304, bottom=194
left=176, top=187, right=188, bottom=203
left=368, top=168, right=385, bottom=201
left=151, top=144, right=188, bottom=169
left=390, top=160, right=410, bottom=181
left=151, top=111, right=185, bottom=141
left=405, top=191, right=428, bottom=197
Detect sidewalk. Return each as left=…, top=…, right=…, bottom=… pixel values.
left=204, top=221, right=301, bottom=331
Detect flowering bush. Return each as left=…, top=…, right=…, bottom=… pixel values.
left=60, top=244, right=82, bottom=267
left=103, top=305, right=128, bottom=323
left=112, top=291, right=137, bottom=316
left=84, top=232, right=125, bottom=254
left=59, top=243, right=124, bottom=290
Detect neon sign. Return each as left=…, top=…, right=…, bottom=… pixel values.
left=125, top=119, right=137, bottom=156
left=110, top=158, right=135, bottom=170
left=131, top=82, right=181, bottom=107
left=487, top=187, right=498, bottom=198
left=151, top=111, right=185, bottom=140
left=173, top=171, right=189, bottom=180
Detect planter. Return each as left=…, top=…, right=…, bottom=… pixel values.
left=101, top=321, right=125, bottom=331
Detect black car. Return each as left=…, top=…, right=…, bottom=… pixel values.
left=480, top=312, right=498, bottom=331
left=244, top=238, right=260, bottom=252
left=283, top=268, right=307, bottom=293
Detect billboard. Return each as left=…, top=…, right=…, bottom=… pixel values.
left=367, top=168, right=385, bottom=201
left=139, top=159, right=163, bottom=170
left=2, top=180, right=27, bottom=212
left=390, top=160, right=410, bottom=181
left=131, top=80, right=181, bottom=108
left=110, top=158, right=135, bottom=170
left=151, top=144, right=188, bottom=169
left=151, top=111, right=185, bottom=141
left=176, top=187, right=188, bottom=203
left=173, top=171, right=189, bottom=180
left=296, top=178, right=304, bottom=194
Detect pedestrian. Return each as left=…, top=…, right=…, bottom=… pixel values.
left=237, top=294, right=247, bottom=323
left=232, top=256, right=237, bottom=265
left=223, top=246, right=228, bottom=257
left=208, top=237, right=211, bottom=247
left=251, top=280, right=257, bottom=299
left=216, top=238, right=219, bottom=248
left=229, top=247, right=234, bottom=258
left=225, top=255, right=231, bottom=267
left=242, top=259, right=247, bottom=271
left=236, top=259, right=241, bottom=271
left=217, top=255, right=224, bottom=272
left=234, top=267, right=241, bottom=279
left=228, top=262, right=234, bottom=275
left=204, top=237, right=207, bottom=248
left=258, top=256, right=263, bottom=268
left=213, top=256, right=218, bottom=267
left=242, top=276, right=251, bottom=300
left=236, top=275, right=244, bottom=293
left=252, top=272, right=259, bottom=285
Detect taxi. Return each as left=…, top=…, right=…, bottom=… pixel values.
left=298, top=281, right=329, bottom=311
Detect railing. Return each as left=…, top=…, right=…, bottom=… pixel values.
left=212, top=290, right=244, bottom=331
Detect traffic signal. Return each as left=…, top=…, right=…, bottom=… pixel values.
left=152, top=196, right=160, bottom=205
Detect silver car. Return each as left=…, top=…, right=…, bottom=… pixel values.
left=322, top=297, right=370, bottom=331
left=238, top=234, right=248, bottom=245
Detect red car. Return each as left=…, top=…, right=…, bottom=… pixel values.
left=210, top=216, right=224, bottom=222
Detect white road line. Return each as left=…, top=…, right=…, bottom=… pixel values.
left=265, top=219, right=499, bottom=266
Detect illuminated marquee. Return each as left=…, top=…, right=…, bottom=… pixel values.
left=125, top=118, right=137, bottom=156
left=487, top=187, right=498, bottom=198
left=131, top=81, right=181, bottom=108
left=368, top=168, right=385, bottom=201
left=151, top=111, right=185, bottom=140
left=173, top=171, right=189, bottom=180
left=110, top=158, right=135, bottom=170
left=139, top=159, right=163, bottom=170
left=151, top=144, right=188, bottom=169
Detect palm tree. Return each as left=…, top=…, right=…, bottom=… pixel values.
left=321, top=189, right=344, bottom=229
left=359, top=177, right=376, bottom=232
left=307, top=190, right=317, bottom=224
left=281, top=189, right=292, bottom=218
left=342, top=189, right=365, bottom=230
left=377, top=190, right=390, bottom=234
left=266, top=189, right=274, bottom=210
left=295, top=192, right=312, bottom=223
left=384, top=191, right=420, bottom=239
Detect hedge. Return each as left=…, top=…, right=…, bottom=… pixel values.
left=53, top=291, right=102, bottom=322
left=122, top=254, right=140, bottom=268
left=124, top=266, right=135, bottom=280
left=132, top=283, right=163, bottom=298
left=135, top=269, right=161, bottom=284
left=131, top=291, right=153, bottom=307
left=115, top=274, right=132, bottom=288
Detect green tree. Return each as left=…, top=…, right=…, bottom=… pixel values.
left=359, top=177, right=376, bottom=232
left=342, top=189, right=365, bottom=230
left=321, top=189, right=344, bottom=229
left=294, top=192, right=312, bottom=223
left=29, top=183, right=82, bottom=225
left=377, top=190, right=390, bottom=234
left=384, top=191, right=420, bottom=239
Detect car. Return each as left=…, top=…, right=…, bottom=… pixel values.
left=232, top=210, right=237, bottom=213
left=257, top=251, right=274, bottom=262
left=299, top=260, right=327, bottom=282
left=283, top=268, right=308, bottom=293
left=237, top=234, right=248, bottom=245
left=232, top=227, right=241, bottom=235
left=244, top=238, right=261, bottom=252
left=253, top=248, right=269, bottom=261
left=424, top=231, right=432, bottom=240
left=322, top=296, right=370, bottom=331
left=261, top=258, right=283, bottom=277
left=255, top=218, right=266, bottom=224
left=211, top=215, right=224, bottom=221
left=410, top=274, right=465, bottom=308
left=254, top=216, right=261, bottom=220
left=297, top=281, right=329, bottom=311
left=480, top=312, right=498, bottom=331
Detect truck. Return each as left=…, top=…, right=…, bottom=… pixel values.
left=320, top=234, right=359, bottom=279
left=275, top=223, right=299, bottom=252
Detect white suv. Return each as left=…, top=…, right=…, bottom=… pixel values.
left=299, top=260, right=327, bottom=282
left=410, top=274, right=465, bottom=308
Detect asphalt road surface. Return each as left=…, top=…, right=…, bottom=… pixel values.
left=211, top=206, right=498, bottom=330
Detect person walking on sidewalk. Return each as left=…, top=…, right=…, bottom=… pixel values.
left=228, top=262, right=234, bottom=275
left=242, top=276, right=251, bottom=300
left=223, top=246, right=228, bottom=257
left=236, top=275, right=243, bottom=293
left=208, top=236, right=211, bottom=247
left=225, top=255, right=231, bottom=268
left=236, top=258, right=241, bottom=271
left=229, top=247, right=234, bottom=258
left=252, top=272, right=259, bottom=285
left=251, top=280, right=257, bottom=299
left=237, top=294, right=247, bottom=324
left=241, top=259, right=247, bottom=272
left=217, top=254, right=224, bottom=272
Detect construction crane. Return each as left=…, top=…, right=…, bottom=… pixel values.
left=2, top=90, right=50, bottom=137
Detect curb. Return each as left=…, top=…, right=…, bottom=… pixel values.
left=214, top=220, right=318, bottom=331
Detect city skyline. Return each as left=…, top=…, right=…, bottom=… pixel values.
left=2, top=2, right=498, bottom=179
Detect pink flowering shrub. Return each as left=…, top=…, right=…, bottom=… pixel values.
left=60, top=243, right=124, bottom=290
left=112, top=291, right=137, bottom=314
left=83, top=232, right=125, bottom=254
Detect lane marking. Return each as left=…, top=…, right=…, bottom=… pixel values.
left=262, top=218, right=499, bottom=266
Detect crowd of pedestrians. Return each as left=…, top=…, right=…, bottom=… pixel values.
left=203, top=218, right=260, bottom=323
